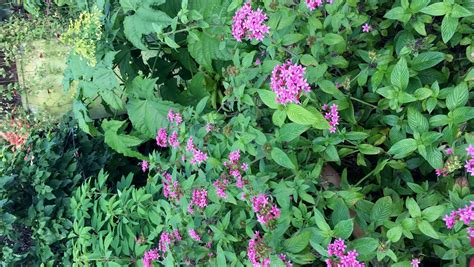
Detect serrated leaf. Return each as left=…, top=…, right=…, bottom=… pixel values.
left=407, top=107, right=429, bottom=133
left=388, top=139, right=417, bottom=159
left=420, top=3, right=448, bottom=16
left=127, top=99, right=176, bottom=138
left=271, top=147, right=296, bottom=170
left=278, top=123, right=309, bottom=142
left=258, top=90, right=278, bottom=109
left=370, top=196, right=392, bottom=226
left=102, top=119, right=145, bottom=159
left=284, top=230, right=312, bottom=253
left=333, top=219, right=353, bottom=239
left=286, top=104, right=330, bottom=129
left=441, top=16, right=458, bottom=43
left=406, top=197, right=421, bottom=218
left=188, top=31, right=232, bottom=71
left=446, top=82, right=469, bottom=110
left=411, top=52, right=444, bottom=71
left=387, top=226, right=403, bottom=242
left=391, top=57, right=409, bottom=90
left=417, top=220, right=439, bottom=239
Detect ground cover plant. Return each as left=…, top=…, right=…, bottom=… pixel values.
left=1, top=0, right=474, bottom=266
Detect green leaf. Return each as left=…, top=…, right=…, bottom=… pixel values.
left=278, top=123, right=309, bottom=142
left=333, top=219, right=353, bottom=239
left=387, top=226, right=403, bottom=242
left=217, top=245, right=226, bottom=266
left=351, top=237, right=379, bottom=260
left=323, top=33, right=345, bottom=45
left=406, top=197, right=421, bottom=218
left=123, top=7, right=173, bottom=50
left=102, top=120, right=145, bottom=159
left=388, top=139, right=417, bottom=159
left=420, top=3, right=448, bottom=16
left=272, top=110, right=286, bottom=127
left=441, top=16, right=458, bottom=43
left=429, top=115, right=448, bottom=127
left=384, top=7, right=410, bottom=23
left=358, top=144, right=382, bottom=155
left=73, top=100, right=98, bottom=136
left=271, top=147, right=296, bottom=170
left=319, top=80, right=345, bottom=100
left=417, top=220, right=439, bottom=239
left=257, top=90, right=278, bottom=109
left=407, top=107, right=429, bottom=133
left=282, top=33, right=305, bottom=46
left=284, top=230, right=312, bottom=253
left=391, top=57, right=409, bottom=90
left=421, top=146, right=443, bottom=169
left=446, top=82, right=469, bottom=110
left=422, top=205, right=446, bottom=222
left=286, top=104, right=330, bottom=129
left=411, top=52, right=445, bottom=71
left=370, top=196, right=393, bottom=226
left=313, top=209, right=331, bottom=232
left=451, top=4, right=473, bottom=18
left=127, top=99, right=176, bottom=138
left=300, top=54, right=318, bottom=66
left=188, top=31, right=232, bottom=71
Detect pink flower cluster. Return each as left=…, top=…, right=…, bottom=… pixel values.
left=186, top=137, right=208, bottom=166
left=362, top=23, right=372, bottom=32
left=278, top=254, right=293, bottom=267
left=213, top=178, right=230, bottom=198
left=323, top=104, right=340, bottom=133
left=251, top=194, right=281, bottom=225
left=141, top=160, right=149, bottom=172
left=306, top=0, right=333, bottom=11
left=156, top=109, right=182, bottom=148
left=162, top=172, right=182, bottom=202
left=410, top=258, right=420, bottom=267
left=188, top=228, right=201, bottom=242
left=232, top=3, right=269, bottom=42
left=142, top=248, right=159, bottom=267
left=270, top=61, right=311, bottom=105
left=326, top=239, right=365, bottom=267
left=158, top=230, right=181, bottom=256
left=223, top=150, right=249, bottom=189
left=167, top=109, right=182, bottom=125
left=248, top=231, right=271, bottom=267
left=188, top=188, right=208, bottom=213
left=443, top=201, right=474, bottom=230
left=465, top=144, right=474, bottom=176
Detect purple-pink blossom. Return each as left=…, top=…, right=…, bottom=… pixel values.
left=189, top=228, right=201, bottom=241
left=192, top=189, right=208, bottom=208
left=305, top=0, right=332, bottom=11
left=186, top=137, right=195, bottom=152
left=248, top=231, right=271, bottom=267
left=213, top=178, right=229, bottom=198
left=168, top=131, right=180, bottom=148
left=323, top=104, right=340, bottom=133
left=445, top=147, right=453, bottom=155
left=232, top=3, right=269, bottom=42
left=156, top=128, right=168, bottom=147
left=191, top=149, right=208, bottom=165
left=205, top=123, right=214, bottom=133
left=325, top=239, right=365, bottom=267
left=443, top=201, right=474, bottom=238
left=142, top=248, right=159, bottom=267
left=465, top=145, right=474, bottom=176
left=251, top=194, right=281, bottom=225
left=141, top=160, right=149, bottom=172
left=410, top=258, right=420, bottom=267
left=167, top=109, right=182, bottom=125
left=362, top=23, right=372, bottom=33
left=271, top=61, right=311, bottom=105
left=278, top=254, right=293, bottom=267
left=162, top=172, right=181, bottom=202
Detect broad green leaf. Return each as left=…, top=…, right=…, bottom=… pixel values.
left=406, top=197, right=421, bottom=218
left=123, top=7, right=173, bottom=50
left=429, top=115, right=448, bottom=127
left=411, top=52, right=445, bottom=71
left=441, top=16, right=458, bottom=43
left=417, top=220, right=439, bottom=239
left=188, top=31, right=232, bottom=71
left=333, top=219, right=353, bottom=239
left=407, top=107, right=429, bottom=133
left=217, top=245, right=226, bottom=266
left=422, top=205, right=445, bottom=222
left=446, top=82, right=469, bottom=110
left=323, top=33, right=345, bottom=45
left=387, top=226, right=403, bottom=242
left=420, top=3, right=448, bottom=16
left=313, top=209, right=331, bottom=232
left=358, top=144, right=382, bottom=155
left=257, top=90, right=278, bottom=109
left=282, top=33, right=305, bottom=46
left=127, top=99, right=176, bottom=138
left=102, top=119, right=145, bottom=159
left=388, top=139, right=417, bottom=159
left=421, top=146, right=443, bottom=169
left=391, top=57, right=409, bottom=90
left=271, top=148, right=296, bottom=170
left=351, top=237, right=379, bottom=260
left=451, top=4, right=473, bottom=18
left=384, top=7, right=410, bottom=23
left=286, top=104, right=330, bottom=129
left=319, top=80, right=345, bottom=100
left=272, top=110, right=286, bottom=127
left=370, top=196, right=392, bottom=226
left=284, top=230, right=312, bottom=253
left=278, top=123, right=309, bottom=142
left=73, top=100, right=98, bottom=136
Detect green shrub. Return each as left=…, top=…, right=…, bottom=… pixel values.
left=29, top=0, right=474, bottom=266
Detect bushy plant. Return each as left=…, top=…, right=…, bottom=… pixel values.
left=59, top=0, right=474, bottom=266
left=0, top=117, right=112, bottom=265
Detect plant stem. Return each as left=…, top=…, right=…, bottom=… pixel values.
left=350, top=96, right=377, bottom=109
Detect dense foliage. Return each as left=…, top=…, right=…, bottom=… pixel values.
left=1, top=0, right=474, bottom=266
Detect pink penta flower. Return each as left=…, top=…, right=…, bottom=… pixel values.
left=191, top=149, right=208, bottom=165
left=141, top=160, right=149, bottom=172
left=305, top=0, right=332, bottom=10
left=323, top=104, right=340, bottom=133
left=192, top=189, right=208, bottom=208
left=142, top=248, right=159, bottom=267
left=445, top=147, right=453, bottom=155
left=186, top=137, right=195, bottom=152
left=168, top=131, right=180, bottom=148
left=251, top=194, right=281, bottom=225
left=362, top=23, right=372, bottom=32
left=325, top=239, right=365, bottom=267
left=270, top=61, right=311, bottom=105
left=466, top=145, right=474, bottom=175
left=410, top=258, right=420, bottom=267
left=232, top=3, right=269, bottom=42
left=156, top=128, right=168, bottom=147
left=248, top=232, right=271, bottom=267
left=189, top=229, right=201, bottom=241
left=213, top=179, right=229, bottom=198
